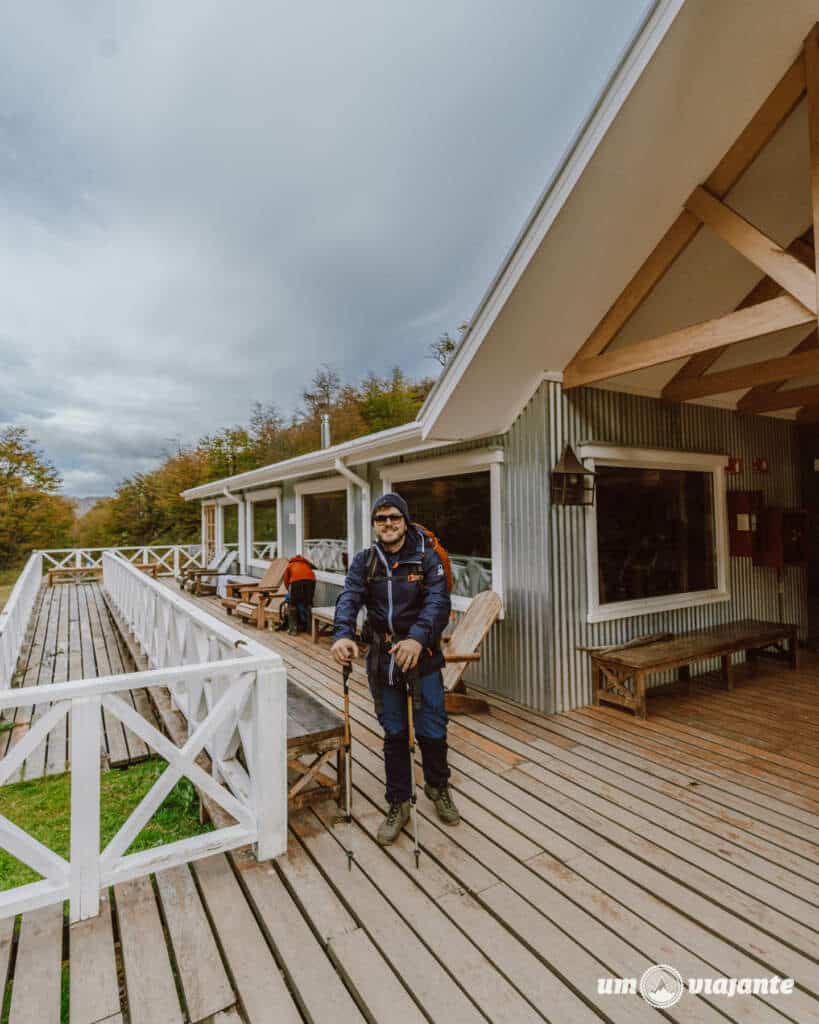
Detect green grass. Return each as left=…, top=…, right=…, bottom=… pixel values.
left=0, top=565, right=24, bottom=612
left=0, top=759, right=213, bottom=891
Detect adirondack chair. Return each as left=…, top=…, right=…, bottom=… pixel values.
left=177, top=549, right=237, bottom=595
left=220, top=557, right=288, bottom=624
left=442, top=590, right=503, bottom=715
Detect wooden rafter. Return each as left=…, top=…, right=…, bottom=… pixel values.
left=684, top=188, right=816, bottom=312
left=562, top=296, right=814, bottom=390
left=662, top=346, right=819, bottom=403
left=797, top=402, right=819, bottom=423
left=566, top=54, right=806, bottom=368
left=736, top=327, right=818, bottom=411
left=736, top=377, right=819, bottom=414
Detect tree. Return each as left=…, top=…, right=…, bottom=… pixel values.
left=0, top=427, right=75, bottom=568
left=428, top=322, right=468, bottom=367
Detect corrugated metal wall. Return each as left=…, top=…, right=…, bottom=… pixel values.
left=541, top=382, right=807, bottom=714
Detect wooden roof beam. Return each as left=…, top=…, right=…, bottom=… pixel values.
left=565, top=53, right=806, bottom=369
left=736, top=377, right=819, bottom=414
left=684, top=187, right=817, bottom=312
left=563, top=295, right=814, bottom=390
left=662, top=345, right=819, bottom=403
left=736, top=326, right=818, bottom=411
left=663, top=231, right=815, bottom=395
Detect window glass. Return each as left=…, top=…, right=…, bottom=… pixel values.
left=251, top=499, right=278, bottom=560
left=303, top=491, right=347, bottom=571
left=391, top=472, right=491, bottom=597
left=223, top=504, right=239, bottom=545
left=595, top=465, right=716, bottom=604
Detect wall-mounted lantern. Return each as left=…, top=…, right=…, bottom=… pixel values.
left=551, top=444, right=595, bottom=506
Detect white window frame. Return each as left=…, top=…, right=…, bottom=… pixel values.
left=245, top=487, right=282, bottom=570
left=578, top=444, right=730, bottom=624
left=380, top=449, right=504, bottom=613
left=294, top=476, right=352, bottom=585
left=201, top=502, right=219, bottom=562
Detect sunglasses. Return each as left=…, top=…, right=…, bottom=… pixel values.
left=373, top=513, right=404, bottom=524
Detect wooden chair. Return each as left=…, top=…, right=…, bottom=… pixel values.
left=221, top=557, right=288, bottom=623
left=442, top=590, right=503, bottom=714
left=177, top=549, right=237, bottom=595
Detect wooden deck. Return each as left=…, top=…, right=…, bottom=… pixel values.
left=1, top=585, right=817, bottom=1022
left=0, top=582, right=160, bottom=778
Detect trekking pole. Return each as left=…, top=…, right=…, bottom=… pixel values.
left=342, top=661, right=354, bottom=871
left=406, top=669, right=421, bottom=869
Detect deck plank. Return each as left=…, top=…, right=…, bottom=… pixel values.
left=9, top=903, right=63, bottom=1024
left=91, top=586, right=149, bottom=762
left=115, top=875, right=184, bottom=1024
left=155, top=864, right=235, bottom=1023
left=328, top=927, right=427, bottom=1024
left=233, top=850, right=367, bottom=1024
left=0, top=916, right=14, bottom=1001
left=69, top=892, right=121, bottom=1024
left=21, top=587, right=61, bottom=778
left=192, top=854, right=302, bottom=1024
left=84, top=585, right=130, bottom=767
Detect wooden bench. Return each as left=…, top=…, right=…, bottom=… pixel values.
left=47, top=565, right=103, bottom=586
left=287, top=681, right=346, bottom=811
left=590, top=618, right=798, bottom=719
left=311, top=606, right=336, bottom=643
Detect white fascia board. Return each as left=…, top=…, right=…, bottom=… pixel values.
left=181, top=422, right=426, bottom=501
left=419, top=0, right=683, bottom=440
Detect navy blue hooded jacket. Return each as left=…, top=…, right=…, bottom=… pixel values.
left=334, top=525, right=451, bottom=684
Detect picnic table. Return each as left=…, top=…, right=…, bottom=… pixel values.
left=590, top=618, right=798, bottom=719
left=287, top=681, right=346, bottom=810
left=47, top=565, right=103, bottom=586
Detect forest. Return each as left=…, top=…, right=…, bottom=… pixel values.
left=0, top=347, right=457, bottom=573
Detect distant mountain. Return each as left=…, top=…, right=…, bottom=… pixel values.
left=73, top=496, right=107, bottom=517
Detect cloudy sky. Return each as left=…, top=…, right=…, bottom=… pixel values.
left=0, top=1, right=652, bottom=496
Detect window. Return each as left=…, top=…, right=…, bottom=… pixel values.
left=579, top=446, right=729, bottom=623
left=381, top=450, right=504, bottom=611
left=391, top=473, right=492, bottom=599
left=222, top=503, right=239, bottom=545
left=246, top=487, right=281, bottom=568
left=295, top=477, right=351, bottom=578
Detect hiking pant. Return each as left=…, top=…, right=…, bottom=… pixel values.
left=287, top=579, right=315, bottom=631
left=377, top=669, right=450, bottom=804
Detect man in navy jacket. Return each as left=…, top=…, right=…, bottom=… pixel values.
left=332, top=492, right=460, bottom=845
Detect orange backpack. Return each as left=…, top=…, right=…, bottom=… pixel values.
left=412, top=524, right=453, bottom=593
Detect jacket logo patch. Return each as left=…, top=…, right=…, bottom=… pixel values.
left=407, top=573, right=422, bottom=582
left=436, top=564, right=444, bottom=576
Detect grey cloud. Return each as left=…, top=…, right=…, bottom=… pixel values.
left=0, top=0, right=653, bottom=495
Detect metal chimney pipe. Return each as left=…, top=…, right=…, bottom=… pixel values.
left=320, top=413, right=331, bottom=449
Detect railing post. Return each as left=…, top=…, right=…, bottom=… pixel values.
left=252, top=664, right=287, bottom=861
left=173, top=547, right=180, bottom=577
left=70, top=696, right=101, bottom=922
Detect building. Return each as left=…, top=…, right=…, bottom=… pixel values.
left=184, top=0, right=819, bottom=714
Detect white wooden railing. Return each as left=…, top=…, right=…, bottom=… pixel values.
left=304, top=538, right=348, bottom=572
left=451, top=555, right=493, bottom=598
left=251, top=540, right=278, bottom=560
left=0, top=553, right=43, bottom=693
left=0, top=554, right=286, bottom=923
left=41, top=544, right=203, bottom=577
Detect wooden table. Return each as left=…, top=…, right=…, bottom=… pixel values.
left=135, top=563, right=159, bottom=578
left=591, top=619, right=798, bottom=719
left=287, top=681, right=346, bottom=811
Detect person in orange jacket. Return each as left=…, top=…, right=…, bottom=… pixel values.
left=283, top=555, right=316, bottom=634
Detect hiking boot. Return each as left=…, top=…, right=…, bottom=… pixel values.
left=424, top=784, right=460, bottom=825
left=376, top=801, right=410, bottom=845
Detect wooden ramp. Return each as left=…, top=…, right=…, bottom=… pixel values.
left=1, top=586, right=817, bottom=1022
left=0, top=581, right=159, bottom=779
